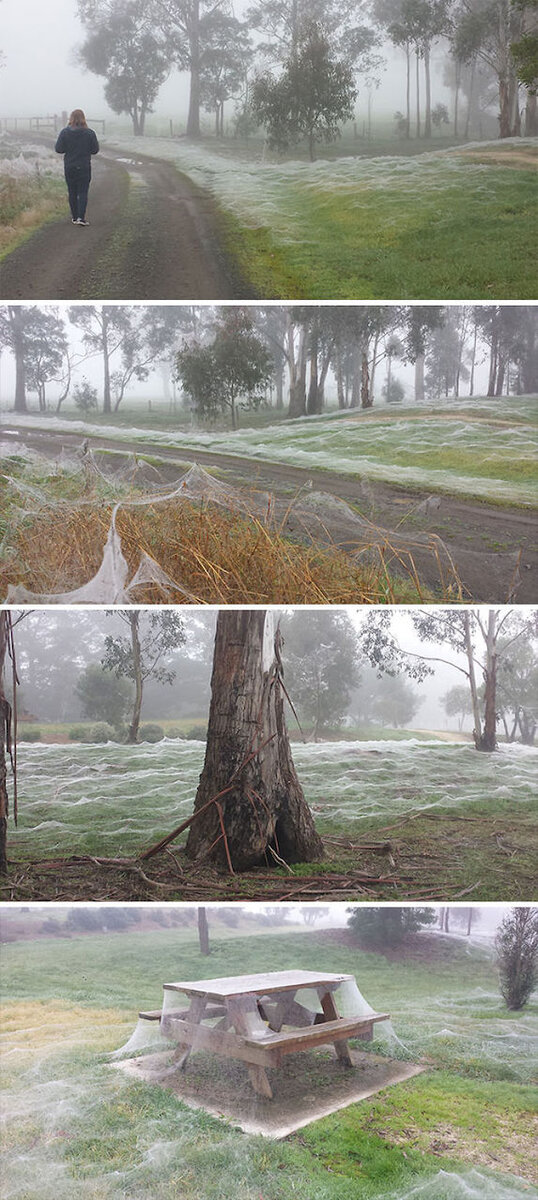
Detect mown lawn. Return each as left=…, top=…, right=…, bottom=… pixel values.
left=1, top=925, right=536, bottom=1200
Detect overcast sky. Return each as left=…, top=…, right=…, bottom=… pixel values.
left=0, top=0, right=452, bottom=123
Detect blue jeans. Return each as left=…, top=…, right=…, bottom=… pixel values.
left=65, top=165, right=91, bottom=220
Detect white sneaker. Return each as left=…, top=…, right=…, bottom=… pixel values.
left=76, top=218, right=90, bottom=226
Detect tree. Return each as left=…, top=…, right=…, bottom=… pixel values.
left=75, top=663, right=132, bottom=730
left=347, top=906, right=436, bottom=948
left=247, top=0, right=380, bottom=76
left=78, top=0, right=172, bottom=135
left=403, top=306, right=446, bottom=401
left=495, top=907, right=538, bottom=1010
left=282, top=611, right=360, bottom=739
left=510, top=0, right=538, bottom=134
left=0, top=306, right=67, bottom=413
left=452, top=0, right=526, bottom=137
left=360, top=609, right=537, bottom=752
left=102, top=612, right=186, bottom=743
left=185, top=611, right=324, bottom=870
left=198, top=12, right=251, bottom=136
left=176, top=309, right=273, bottom=429
left=0, top=613, right=15, bottom=875
left=73, top=379, right=99, bottom=413
left=68, top=306, right=156, bottom=413
left=197, top=906, right=210, bottom=954
left=22, top=310, right=68, bottom=411
left=151, top=0, right=231, bottom=138
left=251, top=23, right=357, bottom=160
left=442, top=683, right=474, bottom=730
left=495, top=634, right=538, bottom=743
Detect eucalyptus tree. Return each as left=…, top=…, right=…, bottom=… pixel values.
left=151, top=0, right=234, bottom=137
left=361, top=608, right=537, bottom=752
left=77, top=0, right=172, bottom=134
left=451, top=0, right=527, bottom=136
left=0, top=305, right=68, bottom=413
left=402, top=306, right=446, bottom=401
left=68, top=305, right=162, bottom=413
left=250, top=23, right=357, bottom=160
left=185, top=610, right=324, bottom=870
left=102, top=611, right=186, bottom=743
left=198, top=11, right=251, bottom=135
left=247, top=0, right=380, bottom=73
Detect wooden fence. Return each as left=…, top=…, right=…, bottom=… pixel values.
left=0, top=114, right=106, bottom=134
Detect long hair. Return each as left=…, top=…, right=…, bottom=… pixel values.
left=68, top=109, right=87, bottom=127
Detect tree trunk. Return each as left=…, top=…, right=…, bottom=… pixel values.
left=406, top=44, right=411, bottom=137
left=525, top=91, right=538, bottom=136
left=102, top=312, right=111, bottom=414
left=307, top=321, right=321, bottom=415
left=197, top=907, right=210, bottom=955
left=186, top=0, right=201, bottom=138
left=361, top=350, right=372, bottom=408
left=10, top=307, right=28, bottom=413
left=0, top=616, right=10, bottom=874
left=335, top=346, right=346, bottom=408
left=288, top=324, right=307, bottom=417
left=480, top=610, right=498, bottom=752
left=464, top=58, right=476, bottom=139
left=424, top=45, right=432, bottom=139
left=415, top=48, right=421, bottom=138
left=414, top=353, right=425, bottom=402
left=127, top=614, right=143, bottom=743
left=469, top=324, right=478, bottom=396
left=463, top=612, right=485, bottom=750
left=185, top=611, right=324, bottom=870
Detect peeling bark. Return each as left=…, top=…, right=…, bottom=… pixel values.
left=185, top=611, right=324, bottom=870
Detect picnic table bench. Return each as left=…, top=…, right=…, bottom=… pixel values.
left=141, top=969, right=388, bottom=1098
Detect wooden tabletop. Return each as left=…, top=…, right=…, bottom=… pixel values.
left=163, top=970, right=354, bottom=999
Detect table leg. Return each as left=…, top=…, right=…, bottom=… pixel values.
left=319, top=989, right=353, bottom=1067
left=227, top=997, right=273, bottom=1099
left=172, top=995, right=207, bottom=1071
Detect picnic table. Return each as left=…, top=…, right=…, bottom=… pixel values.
left=140, top=969, right=389, bottom=1098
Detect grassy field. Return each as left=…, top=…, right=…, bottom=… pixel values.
left=105, top=134, right=538, bottom=299
left=5, top=738, right=537, bottom=902
left=1, top=923, right=536, bottom=1200
left=10, top=396, right=538, bottom=507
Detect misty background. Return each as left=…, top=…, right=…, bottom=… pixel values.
left=0, top=0, right=453, bottom=128
left=9, top=606, right=532, bottom=736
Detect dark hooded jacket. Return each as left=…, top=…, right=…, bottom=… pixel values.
left=55, top=126, right=99, bottom=174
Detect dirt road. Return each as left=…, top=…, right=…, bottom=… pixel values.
left=0, top=148, right=246, bottom=300
left=5, top=424, right=536, bottom=603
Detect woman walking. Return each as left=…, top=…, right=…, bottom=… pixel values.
left=55, top=109, right=99, bottom=225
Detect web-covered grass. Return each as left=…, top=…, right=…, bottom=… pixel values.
left=11, top=738, right=538, bottom=861
left=1, top=927, right=536, bottom=1199
left=105, top=134, right=538, bottom=298
left=11, top=397, right=538, bottom=507
left=0, top=135, right=65, bottom=255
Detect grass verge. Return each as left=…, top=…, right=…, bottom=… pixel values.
left=0, top=173, right=66, bottom=257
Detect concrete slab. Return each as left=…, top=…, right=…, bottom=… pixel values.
left=112, top=1046, right=425, bottom=1139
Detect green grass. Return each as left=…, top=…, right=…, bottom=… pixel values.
left=1, top=926, right=536, bottom=1199
left=219, top=162, right=538, bottom=300
left=6, top=738, right=537, bottom=900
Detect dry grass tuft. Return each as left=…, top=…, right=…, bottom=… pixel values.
left=0, top=499, right=425, bottom=604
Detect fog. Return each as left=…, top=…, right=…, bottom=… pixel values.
left=0, top=0, right=454, bottom=127
left=0, top=304, right=494, bottom=408
left=8, top=607, right=528, bottom=734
